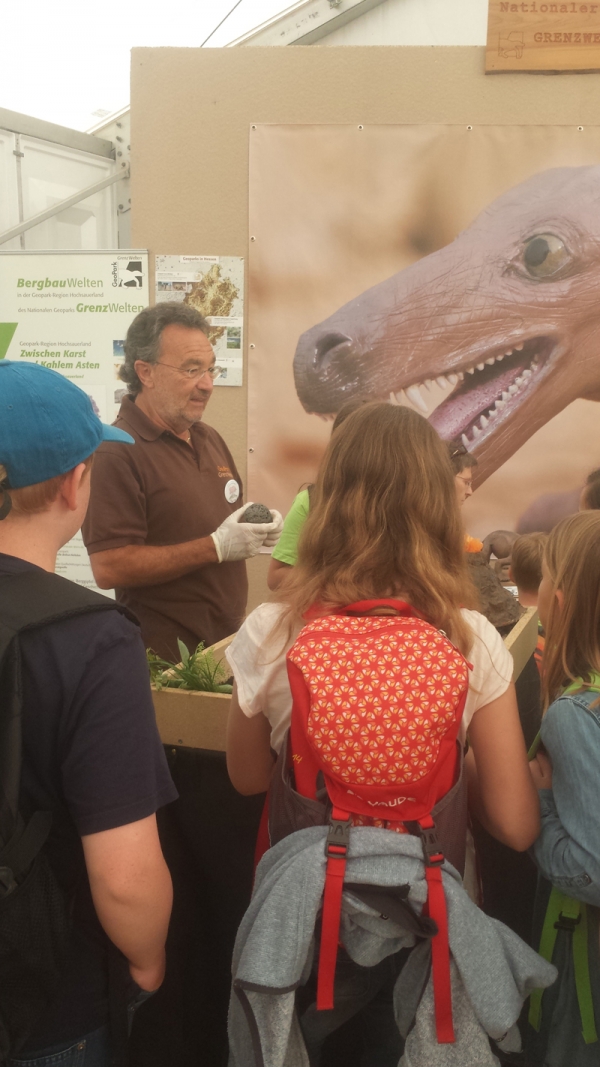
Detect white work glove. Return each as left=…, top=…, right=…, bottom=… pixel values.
left=211, top=504, right=284, bottom=563
left=262, top=509, right=283, bottom=547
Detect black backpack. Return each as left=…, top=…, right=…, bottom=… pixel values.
left=0, top=569, right=136, bottom=1062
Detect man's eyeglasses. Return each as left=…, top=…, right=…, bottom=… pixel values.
left=156, top=361, right=223, bottom=382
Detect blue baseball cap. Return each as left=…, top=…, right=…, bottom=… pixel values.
left=0, top=361, right=134, bottom=488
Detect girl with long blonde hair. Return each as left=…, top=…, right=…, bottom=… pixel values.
left=226, top=402, right=539, bottom=1065
left=528, top=511, right=600, bottom=1067
left=227, top=403, right=538, bottom=845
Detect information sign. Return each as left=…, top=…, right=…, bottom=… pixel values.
left=0, top=250, right=149, bottom=590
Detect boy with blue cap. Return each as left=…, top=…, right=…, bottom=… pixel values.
left=0, top=362, right=176, bottom=1066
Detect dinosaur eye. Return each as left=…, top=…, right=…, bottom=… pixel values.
left=522, top=234, right=571, bottom=278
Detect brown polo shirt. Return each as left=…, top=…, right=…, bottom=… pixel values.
left=82, top=396, right=248, bottom=661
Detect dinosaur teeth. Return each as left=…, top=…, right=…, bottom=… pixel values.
left=508, top=384, right=519, bottom=395
left=467, top=367, right=476, bottom=375
left=472, top=424, right=482, bottom=438
left=480, top=415, right=489, bottom=428
left=522, top=368, right=532, bottom=379
left=447, top=373, right=459, bottom=386
left=476, top=363, right=485, bottom=371
left=485, top=357, right=495, bottom=366
left=515, top=344, right=524, bottom=351
left=461, top=433, right=470, bottom=448
left=495, top=398, right=506, bottom=410
left=406, top=385, right=428, bottom=412
left=389, top=391, right=400, bottom=406
left=436, top=376, right=448, bottom=389
left=502, top=391, right=510, bottom=401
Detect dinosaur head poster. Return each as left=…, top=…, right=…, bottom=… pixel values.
left=247, top=125, right=600, bottom=537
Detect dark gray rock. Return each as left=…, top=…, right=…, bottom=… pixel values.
left=240, top=503, right=273, bottom=524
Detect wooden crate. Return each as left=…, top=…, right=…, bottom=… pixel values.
left=153, top=688, right=231, bottom=751
left=152, top=633, right=234, bottom=751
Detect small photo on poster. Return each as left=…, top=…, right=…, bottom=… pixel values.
left=226, top=327, right=241, bottom=350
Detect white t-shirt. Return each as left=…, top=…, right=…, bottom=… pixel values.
left=226, top=603, right=514, bottom=753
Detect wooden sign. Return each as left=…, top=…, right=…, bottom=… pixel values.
left=486, top=1, right=600, bottom=72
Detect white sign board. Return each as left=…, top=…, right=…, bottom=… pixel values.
left=0, top=250, right=149, bottom=591
left=155, top=255, right=244, bottom=386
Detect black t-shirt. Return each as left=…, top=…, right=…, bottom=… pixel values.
left=0, top=554, right=177, bottom=1050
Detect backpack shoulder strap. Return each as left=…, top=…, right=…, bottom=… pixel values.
left=529, top=889, right=597, bottom=1044
left=0, top=569, right=137, bottom=660
left=0, top=569, right=138, bottom=860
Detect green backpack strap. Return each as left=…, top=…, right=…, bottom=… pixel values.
left=529, top=886, right=563, bottom=1030
left=528, top=730, right=541, bottom=761
left=529, top=887, right=598, bottom=1044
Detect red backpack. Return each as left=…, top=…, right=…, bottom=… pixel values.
left=273, top=599, right=471, bottom=1044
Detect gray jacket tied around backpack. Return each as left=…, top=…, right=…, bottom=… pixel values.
left=228, top=827, right=557, bottom=1067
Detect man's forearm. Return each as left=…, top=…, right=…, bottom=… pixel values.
left=90, top=536, right=219, bottom=589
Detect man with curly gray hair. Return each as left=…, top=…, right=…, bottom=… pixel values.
left=82, top=302, right=282, bottom=660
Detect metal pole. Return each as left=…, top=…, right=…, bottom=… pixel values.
left=13, top=134, right=26, bottom=250
left=0, top=166, right=130, bottom=247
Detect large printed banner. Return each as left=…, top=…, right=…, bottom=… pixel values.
left=0, top=250, right=149, bottom=589
left=248, top=125, right=600, bottom=538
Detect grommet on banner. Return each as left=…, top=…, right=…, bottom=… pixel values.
left=249, top=344, right=255, bottom=349
left=578, top=126, right=584, bottom=131
left=467, top=125, right=473, bottom=131
left=249, top=448, right=255, bottom=453
left=358, top=125, right=364, bottom=130
left=250, top=236, right=256, bottom=242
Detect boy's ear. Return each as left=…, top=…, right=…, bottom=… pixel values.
left=59, top=463, right=88, bottom=512
left=555, top=588, right=565, bottom=612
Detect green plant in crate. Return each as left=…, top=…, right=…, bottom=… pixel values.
left=147, top=639, right=233, bottom=693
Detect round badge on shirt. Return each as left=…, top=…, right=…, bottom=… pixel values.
left=224, top=479, right=240, bottom=504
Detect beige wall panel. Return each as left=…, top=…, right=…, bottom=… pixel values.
left=130, top=45, right=600, bottom=610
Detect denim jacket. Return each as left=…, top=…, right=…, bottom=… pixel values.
left=532, top=688, right=600, bottom=906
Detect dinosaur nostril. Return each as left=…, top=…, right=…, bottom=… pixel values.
left=313, top=332, right=353, bottom=372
